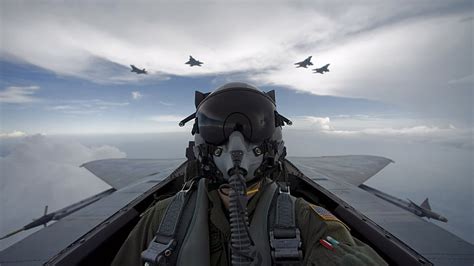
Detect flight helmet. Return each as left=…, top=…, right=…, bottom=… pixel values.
left=180, top=82, right=292, bottom=183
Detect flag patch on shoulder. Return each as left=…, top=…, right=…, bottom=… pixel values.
left=310, top=205, right=350, bottom=230
left=310, top=205, right=337, bottom=220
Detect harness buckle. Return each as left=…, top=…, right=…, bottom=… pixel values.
left=141, top=237, right=176, bottom=266
left=269, top=228, right=303, bottom=264
left=278, top=183, right=290, bottom=194
left=181, top=180, right=195, bottom=192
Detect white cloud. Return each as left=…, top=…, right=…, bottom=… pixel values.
left=0, top=86, right=40, bottom=103
left=0, top=2, right=471, bottom=120
left=159, top=101, right=174, bottom=106
left=330, top=125, right=451, bottom=136
left=291, top=116, right=334, bottom=131
left=48, top=99, right=129, bottom=114
left=135, top=115, right=191, bottom=133
left=288, top=115, right=473, bottom=149
left=291, top=115, right=455, bottom=135
left=149, top=115, right=185, bottom=123
left=0, top=134, right=126, bottom=249
left=2, top=3, right=468, bottom=79
left=251, top=13, right=472, bottom=113
left=448, top=74, right=474, bottom=85
left=0, top=130, right=27, bottom=138
left=131, top=91, right=143, bottom=100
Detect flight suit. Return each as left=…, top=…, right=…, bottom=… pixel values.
left=112, top=181, right=387, bottom=266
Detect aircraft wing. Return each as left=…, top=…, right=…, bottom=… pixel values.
left=289, top=156, right=474, bottom=266
left=289, top=155, right=393, bottom=186
left=81, top=159, right=184, bottom=189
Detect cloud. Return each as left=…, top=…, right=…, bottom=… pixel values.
left=330, top=125, right=452, bottom=136
left=149, top=115, right=185, bottom=123
left=159, top=101, right=174, bottom=106
left=289, top=115, right=473, bottom=150
left=0, top=2, right=471, bottom=120
left=251, top=12, right=472, bottom=119
left=131, top=91, right=143, bottom=100
left=48, top=99, right=129, bottom=115
left=291, top=116, right=334, bottom=131
left=138, top=115, right=191, bottom=133
left=1, top=2, right=468, bottom=79
left=0, top=131, right=27, bottom=138
left=448, top=74, right=474, bottom=85
left=0, top=134, right=125, bottom=249
left=0, top=86, right=40, bottom=103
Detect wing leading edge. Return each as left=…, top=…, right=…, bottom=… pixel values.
left=81, top=159, right=184, bottom=189
left=288, top=155, right=394, bottom=186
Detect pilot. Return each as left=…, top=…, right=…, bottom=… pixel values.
left=112, top=82, right=387, bottom=266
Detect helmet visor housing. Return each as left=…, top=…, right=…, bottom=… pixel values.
left=196, top=88, right=276, bottom=146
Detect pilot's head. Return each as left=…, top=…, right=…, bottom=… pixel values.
left=184, top=82, right=291, bottom=184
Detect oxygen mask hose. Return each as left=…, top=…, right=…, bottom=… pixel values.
left=228, top=151, right=254, bottom=266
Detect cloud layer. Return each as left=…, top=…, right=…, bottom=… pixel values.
left=0, top=131, right=27, bottom=138
left=1, top=1, right=472, bottom=123
left=0, top=86, right=40, bottom=103
left=48, top=99, right=130, bottom=115
left=288, top=115, right=473, bottom=150
left=0, top=134, right=125, bottom=250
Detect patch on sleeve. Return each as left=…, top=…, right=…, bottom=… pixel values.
left=310, top=204, right=350, bottom=231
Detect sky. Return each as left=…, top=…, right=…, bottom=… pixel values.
left=0, top=0, right=472, bottom=135
left=0, top=0, right=473, bottom=250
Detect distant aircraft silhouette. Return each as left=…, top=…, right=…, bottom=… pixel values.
left=313, top=64, right=330, bottom=74
left=130, top=65, right=147, bottom=74
left=294, top=56, right=313, bottom=68
left=185, top=56, right=203, bottom=67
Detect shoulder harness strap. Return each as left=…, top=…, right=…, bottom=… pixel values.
left=141, top=180, right=196, bottom=266
left=249, top=181, right=278, bottom=266
left=269, top=182, right=303, bottom=265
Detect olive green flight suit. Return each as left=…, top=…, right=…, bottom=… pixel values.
left=112, top=184, right=387, bottom=266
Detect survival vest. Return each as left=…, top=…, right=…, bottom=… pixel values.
left=141, top=178, right=302, bottom=266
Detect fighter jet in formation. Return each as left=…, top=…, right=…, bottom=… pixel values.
left=185, top=56, right=203, bottom=67
left=313, top=64, right=330, bottom=74
left=294, top=56, right=313, bottom=68
left=130, top=65, right=147, bottom=74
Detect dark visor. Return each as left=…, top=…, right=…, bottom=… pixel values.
left=196, top=88, right=276, bottom=145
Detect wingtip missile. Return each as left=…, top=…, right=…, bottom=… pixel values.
left=0, top=228, right=24, bottom=240
left=0, top=212, right=55, bottom=240
left=0, top=191, right=113, bottom=240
